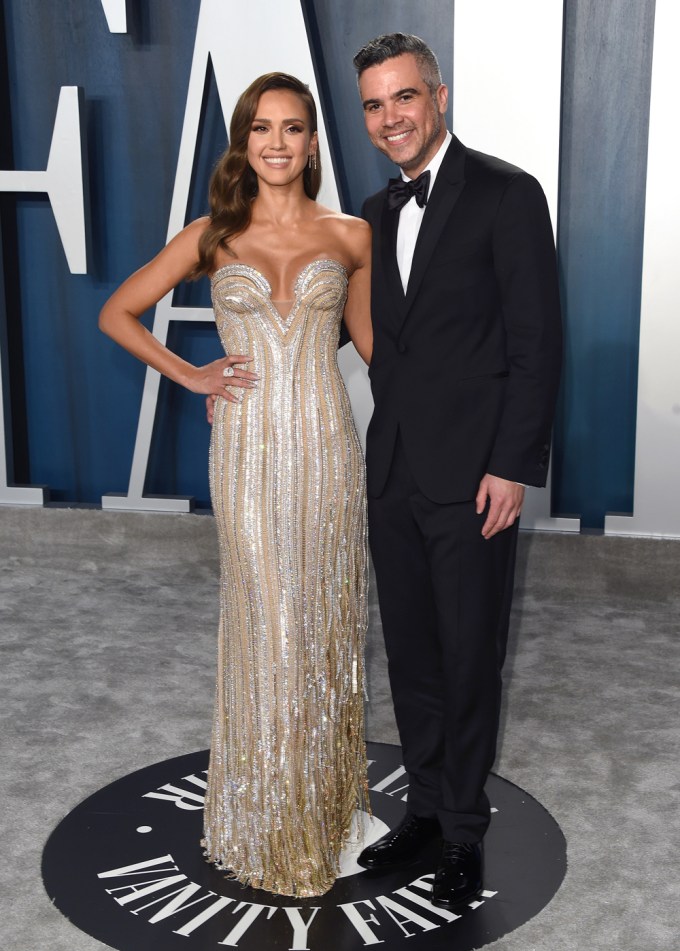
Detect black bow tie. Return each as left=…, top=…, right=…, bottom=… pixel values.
left=386, top=170, right=431, bottom=212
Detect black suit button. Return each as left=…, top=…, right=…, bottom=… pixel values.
left=397, top=342, right=407, bottom=354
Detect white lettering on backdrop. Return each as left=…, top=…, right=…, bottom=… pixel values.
left=0, top=86, right=87, bottom=504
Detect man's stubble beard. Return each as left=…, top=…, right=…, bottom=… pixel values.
left=397, top=99, right=442, bottom=175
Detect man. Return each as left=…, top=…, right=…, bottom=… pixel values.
left=353, top=33, right=562, bottom=909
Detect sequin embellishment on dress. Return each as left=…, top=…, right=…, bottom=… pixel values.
left=203, top=260, right=368, bottom=897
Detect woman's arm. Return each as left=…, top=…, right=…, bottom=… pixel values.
left=99, top=217, right=257, bottom=400
left=342, top=219, right=373, bottom=365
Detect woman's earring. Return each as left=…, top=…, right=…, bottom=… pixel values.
left=308, top=152, right=318, bottom=171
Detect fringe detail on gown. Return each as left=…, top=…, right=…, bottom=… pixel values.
left=202, top=260, right=369, bottom=897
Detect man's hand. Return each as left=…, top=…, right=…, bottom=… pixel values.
left=476, top=474, right=525, bottom=539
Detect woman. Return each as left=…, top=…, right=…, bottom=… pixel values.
left=99, top=72, right=372, bottom=897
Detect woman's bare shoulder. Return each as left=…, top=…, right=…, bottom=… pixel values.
left=162, top=216, right=211, bottom=264
left=315, top=206, right=370, bottom=254
left=165, top=215, right=210, bottom=248
left=186, top=215, right=211, bottom=236
left=315, top=204, right=369, bottom=231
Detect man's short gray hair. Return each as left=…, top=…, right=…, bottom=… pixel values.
left=353, top=33, right=442, bottom=93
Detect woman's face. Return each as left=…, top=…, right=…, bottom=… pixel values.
left=247, top=89, right=317, bottom=188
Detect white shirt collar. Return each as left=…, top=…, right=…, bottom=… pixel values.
left=401, top=130, right=453, bottom=196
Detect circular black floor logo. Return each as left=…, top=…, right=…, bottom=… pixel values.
left=42, top=743, right=566, bottom=949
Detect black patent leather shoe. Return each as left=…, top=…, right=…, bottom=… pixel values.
left=357, top=814, right=440, bottom=870
left=431, top=841, right=483, bottom=908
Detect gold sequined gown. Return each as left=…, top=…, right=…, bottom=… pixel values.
left=203, top=259, right=368, bottom=897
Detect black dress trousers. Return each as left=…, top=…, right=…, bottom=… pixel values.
left=368, top=432, right=519, bottom=842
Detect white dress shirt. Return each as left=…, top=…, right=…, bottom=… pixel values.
left=396, top=130, right=453, bottom=293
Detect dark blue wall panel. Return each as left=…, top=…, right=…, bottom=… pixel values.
left=4, top=0, right=209, bottom=502
left=554, top=0, right=655, bottom=527
left=0, top=0, right=658, bottom=527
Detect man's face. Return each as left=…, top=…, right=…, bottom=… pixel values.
left=358, top=53, right=448, bottom=178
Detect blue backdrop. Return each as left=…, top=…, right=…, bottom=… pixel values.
left=0, top=0, right=657, bottom=527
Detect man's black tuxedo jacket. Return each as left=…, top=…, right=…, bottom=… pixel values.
left=361, top=134, right=563, bottom=503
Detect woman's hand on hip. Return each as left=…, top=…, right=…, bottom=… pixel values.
left=187, top=354, right=258, bottom=401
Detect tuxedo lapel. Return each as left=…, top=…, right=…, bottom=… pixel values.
left=401, top=137, right=466, bottom=324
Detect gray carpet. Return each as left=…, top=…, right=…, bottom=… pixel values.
left=1, top=506, right=678, bottom=950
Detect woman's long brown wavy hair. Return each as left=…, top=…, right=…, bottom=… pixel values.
left=189, top=72, right=322, bottom=280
